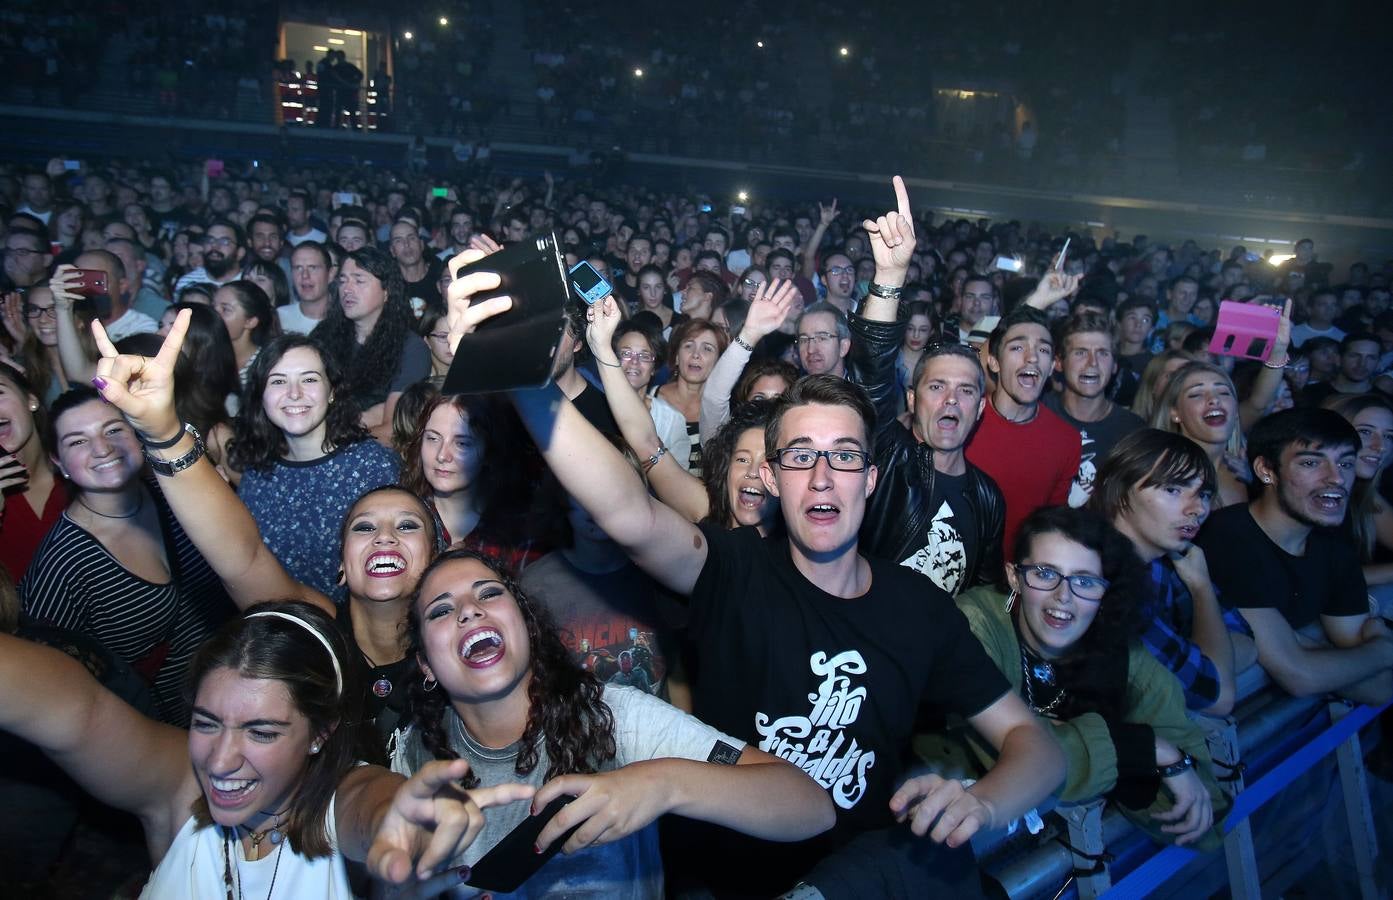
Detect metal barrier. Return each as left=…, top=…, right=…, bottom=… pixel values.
left=978, top=675, right=1388, bottom=899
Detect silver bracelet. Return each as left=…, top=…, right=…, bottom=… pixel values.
left=868, top=282, right=904, bottom=300
left=733, top=333, right=754, bottom=352
left=1262, top=354, right=1289, bottom=370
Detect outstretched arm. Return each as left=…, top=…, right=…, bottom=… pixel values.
left=89, top=310, right=332, bottom=615
left=800, top=199, right=838, bottom=279
left=50, top=265, right=98, bottom=384
left=532, top=747, right=834, bottom=854
left=444, top=251, right=710, bottom=596
left=698, top=278, right=799, bottom=445
left=0, top=632, right=194, bottom=847
left=586, top=295, right=711, bottom=523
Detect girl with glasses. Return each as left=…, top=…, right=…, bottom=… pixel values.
left=944, top=506, right=1225, bottom=848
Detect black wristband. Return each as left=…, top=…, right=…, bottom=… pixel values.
left=139, top=422, right=190, bottom=450
left=1156, top=752, right=1195, bottom=779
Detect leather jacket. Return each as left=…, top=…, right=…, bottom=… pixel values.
left=850, top=313, right=1005, bottom=594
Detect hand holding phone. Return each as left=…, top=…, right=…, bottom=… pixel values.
left=464, top=796, right=579, bottom=893
left=0, top=447, right=30, bottom=504
left=569, top=261, right=611, bottom=306
left=1207, top=300, right=1283, bottom=361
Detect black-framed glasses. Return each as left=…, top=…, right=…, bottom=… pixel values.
left=826, top=265, right=855, bottom=277
left=23, top=303, right=57, bottom=320
left=767, top=447, right=869, bottom=472
left=1015, top=564, right=1109, bottom=601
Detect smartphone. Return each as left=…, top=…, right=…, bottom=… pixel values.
left=1055, top=237, right=1071, bottom=272
left=332, top=191, right=359, bottom=208
left=1208, top=301, right=1281, bottom=361
left=993, top=255, right=1023, bottom=273
left=569, top=260, right=611, bottom=305
left=70, top=268, right=109, bottom=298
left=432, top=186, right=450, bottom=198
left=62, top=159, right=81, bottom=171
left=700, top=203, right=713, bottom=213
left=442, top=231, right=571, bottom=395
left=466, top=797, right=579, bottom=893
left=730, top=205, right=747, bottom=217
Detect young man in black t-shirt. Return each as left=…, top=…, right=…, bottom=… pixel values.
left=1196, top=407, right=1393, bottom=704
left=448, top=249, right=1064, bottom=891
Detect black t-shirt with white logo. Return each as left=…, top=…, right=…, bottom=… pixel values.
left=676, top=522, right=1008, bottom=892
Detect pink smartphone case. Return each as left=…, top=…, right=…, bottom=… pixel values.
left=1208, top=301, right=1280, bottom=361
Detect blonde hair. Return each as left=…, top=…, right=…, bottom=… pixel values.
left=1151, top=361, right=1244, bottom=458
left=1131, top=350, right=1194, bottom=423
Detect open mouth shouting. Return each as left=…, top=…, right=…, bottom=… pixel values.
left=207, top=775, right=260, bottom=810
left=1016, top=366, right=1042, bottom=393
left=1312, top=490, right=1347, bottom=516
left=737, top=484, right=767, bottom=511
left=1201, top=408, right=1229, bottom=429
left=458, top=627, right=505, bottom=669
left=366, top=551, right=407, bottom=578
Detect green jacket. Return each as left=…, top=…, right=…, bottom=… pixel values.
left=922, top=585, right=1229, bottom=850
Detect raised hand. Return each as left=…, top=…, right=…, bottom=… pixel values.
left=368, top=759, right=536, bottom=885
left=1, top=291, right=28, bottom=345
left=889, top=773, right=997, bottom=848
left=444, top=248, right=512, bottom=356
left=1270, top=298, right=1293, bottom=362
left=1023, top=271, right=1082, bottom=312
left=466, top=233, right=504, bottom=257
left=862, top=175, right=916, bottom=283
left=90, top=307, right=189, bottom=442
left=741, top=278, right=799, bottom=344
left=584, top=294, right=623, bottom=361
left=531, top=762, right=674, bottom=856
left=818, top=198, right=840, bottom=228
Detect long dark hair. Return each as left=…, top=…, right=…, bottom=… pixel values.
left=702, top=400, right=774, bottom=528
left=403, top=549, right=616, bottom=787
left=227, top=334, right=367, bottom=472
left=310, top=246, right=414, bottom=407
left=1010, top=506, right=1147, bottom=722
left=218, top=280, right=279, bottom=349
left=187, top=601, right=363, bottom=859
left=171, top=303, right=238, bottom=437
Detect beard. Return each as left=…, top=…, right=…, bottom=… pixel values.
left=205, top=251, right=237, bottom=279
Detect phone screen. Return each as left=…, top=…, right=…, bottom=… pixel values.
left=432, top=187, right=450, bottom=198
left=571, top=262, right=605, bottom=296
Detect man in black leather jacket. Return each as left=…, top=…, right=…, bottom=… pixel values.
left=851, top=177, right=1006, bottom=595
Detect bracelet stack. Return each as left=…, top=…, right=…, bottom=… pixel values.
left=867, top=282, right=904, bottom=301
left=140, top=422, right=207, bottom=477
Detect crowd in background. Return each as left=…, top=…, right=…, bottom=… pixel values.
left=0, top=149, right=1392, bottom=897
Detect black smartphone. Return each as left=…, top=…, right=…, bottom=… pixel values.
left=465, top=796, right=580, bottom=893
left=442, top=231, right=571, bottom=395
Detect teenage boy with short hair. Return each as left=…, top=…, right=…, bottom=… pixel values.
left=1044, top=312, right=1145, bottom=507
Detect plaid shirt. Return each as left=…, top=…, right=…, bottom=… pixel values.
left=1140, top=557, right=1222, bottom=710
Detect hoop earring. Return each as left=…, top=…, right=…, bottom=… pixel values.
left=423, top=677, right=438, bottom=692
left=1004, top=589, right=1018, bottom=613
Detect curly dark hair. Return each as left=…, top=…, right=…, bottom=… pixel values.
left=403, top=549, right=616, bottom=787
left=310, top=246, right=415, bottom=409
left=1008, top=506, right=1148, bottom=722
left=702, top=399, right=775, bottom=527
left=171, top=303, right=238, bottom=437
left=227, top=334, right=367, bottom=473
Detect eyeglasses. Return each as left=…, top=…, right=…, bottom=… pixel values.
left=767, top=447, right=869, bottom=472
left=826, top=265, right=855, bottom=277
left=797, top=331, right=837, bottom=347
left=206, top=236, right=237, bottom=248
left=1015, top=564, right=1109, bottom=601
left=618, top=349, right=656, bottom=364
left=23, top=303, right=57, bottom=320
left=742, top=276, right=765, bottom=287
left=4, top=247, right=44, bottom=259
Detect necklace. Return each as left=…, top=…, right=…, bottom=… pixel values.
left=1020, top=646, right=1067, bottom=716
left=361, top=649, right=394, bottom=698
left=76, top=491, right=144, bottom=520
left=222, top=826, right=286, bottom=900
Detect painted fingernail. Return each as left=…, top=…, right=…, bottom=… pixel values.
left=91, top=376, right=108, bottom=391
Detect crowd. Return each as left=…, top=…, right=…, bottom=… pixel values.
left=0, top=152, right=1391, bottom=898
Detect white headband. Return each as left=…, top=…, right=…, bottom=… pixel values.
left=246, top=610, right=344, bottom=698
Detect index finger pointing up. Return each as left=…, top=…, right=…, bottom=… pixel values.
left=892, top=175, right=912, bottom=220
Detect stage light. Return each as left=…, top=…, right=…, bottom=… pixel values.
left=1267, top=253, right=1295, bottom=266
left=737, top=191, right=749, bottom=202
left=634, top=68, right=644, bottom=77
left=840, top=47, right=849, bottom=57
left=439, top=17, right=449, bottom=26
left=756, top=40, right=764, bottom=48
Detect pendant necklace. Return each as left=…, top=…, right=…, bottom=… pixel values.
left=1021, top=646, right=1067, bottom=716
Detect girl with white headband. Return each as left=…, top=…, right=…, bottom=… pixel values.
left=0, top=600, right=535, bottom=898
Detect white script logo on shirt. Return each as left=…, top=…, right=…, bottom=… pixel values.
left=754, top=650, right=875, bottom=810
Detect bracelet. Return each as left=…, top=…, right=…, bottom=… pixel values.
left=1156, top=752, right=1195, bottom=779
left=596, top=356, right=623, bottom=368
left=1262, top=354, right=1289, bottom=370
left=641, top=442, right=669, bottom=474
left=139, top=422, right=192, bottom=450
left=868, top=282, right=904, bottom=300
left=732, top=333, right=755, bottom=352
left=144, top=424, right=206, bottom=477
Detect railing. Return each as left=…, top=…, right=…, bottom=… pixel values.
left=973, top=665, right=1388, bottom=899
left=274, top=76, right=391, bottom=131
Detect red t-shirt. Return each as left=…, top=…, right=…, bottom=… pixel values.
left=0, top=477, right=68, bottom=581
left=965, top=399, right=1081, bottom=553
